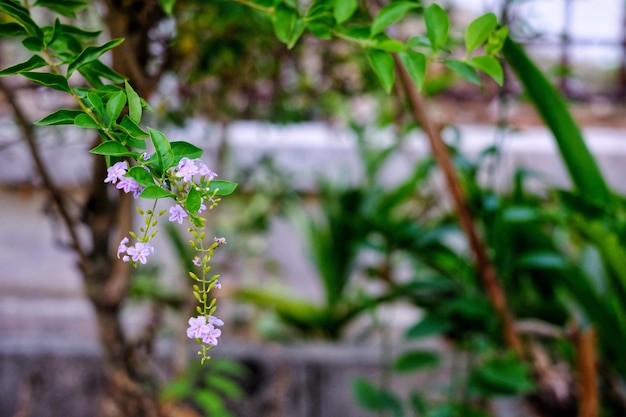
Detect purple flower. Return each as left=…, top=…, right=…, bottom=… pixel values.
left=175, top=157, right=199, bottom=182
left=116, top=176, right=139, bottom=194
left=214, top=237, right=226, bottom=246
left=197, top=201, right=207, bottom=214
left=197, top=161, right=218, bottom=181
left=104, top=161, right=128, bottom=184
left=202, top=326, right=222, bottom=346
left=186, top=316, right=209, bottom=339
left=214, top=279, right=222, bottom=289
left=133, top=186, right=145, bottom=199
left=186, top=315, right=224, bottom=346
left=193, top=256, right=202, bottom=267
left=168, top=204, right=187, bottom=224
left=209, top=315, right=224, bottom=327
left=117, top=237, right=129, bottom=259
left=126, top=242, right=154, bottom=264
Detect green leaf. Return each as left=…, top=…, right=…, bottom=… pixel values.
left=398, top=50, right=426, bottom=90
left=424, top=3, right=449, bottom=52
left=118, top=115, right=148, bottom=139
left=503, top=37, right=611, bottom=205
left=89, top=141, right=131, bottom=156
left=374, top=38, right=406, bottom=53
left=443, top=59, right=480, bottom=85
left=485, top=26, right=508, bottom=56
left=159, top=0, right=176, bottom=15
left=74, top=113, right=100, bottom=129
left=33, top=0, right=88, bottom=18
left=105, top=90, right=127, bottom=127
left=207, top=180, right=238, bottom=196
left=125, top=80, right=142, bottom=124
left=0, top=22, right=27, bottom=37
left=139, top=185, right=175, bottom=199
left=186, top=187, right=202, bottom=213
left=0, top=55, right=47, bottom=76
left=126, top=166, right=155, bottom=187
left=333, top=0, right=357, bottom=24
left=58, top=24, right=100, bottom=42
left=171, top=140, right=203, bottom=164
left=21, top=36, right=43, bottom=51
left=0, top=0, right=43, bottom=38
left=287, top=18, right=306, bottom=49
left=67, top=38, right=124, bottom=76
left=394, top=350, right=439, bottom=372
left=34, top=109, right=83, bottom=126
left=149, top=127, right=175, bottom=172
left=20, top=71, right=70, bottom=92
left=406, top=314, right=451, bottom=339
left=469, top=355, right=534, bottom=396
left=272, top=3, right=298, bottom=44
left=370, top=1, right=419, bottom=37
left=82, top=60, right=126, bottom=84
left=518, top=252, right=568, bottom=270
left=366, top=48, right=395, bottom=94
left=465, top=13, right=498, bottom=54
left=469, top=55, right=503, bottom=85
left=352, top=378, right=403, bottom=417
left=85, top=91, right=104, bottom=116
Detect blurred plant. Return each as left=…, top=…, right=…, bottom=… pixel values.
left=160, top=358, right=247, bottom=417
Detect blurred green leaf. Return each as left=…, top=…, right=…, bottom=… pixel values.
left=424, top=3, right=449, bottom=52
left=394, top=349, right=439, bottom=373
left=406, top=314, right=451, bottom=339
left=398, top=50, right=427, bottom=90
left=370, top=1, right=419, bottom=37
left=465, top=13, right=497, bottom=54
left=468, top=55, right=502, bottom=85
left=353, top=378, right=403, bottom=417
left=503, top=37, right=611, bottom=206
left=444, top=59, right=480, bottom=85
left=366, top=48, right=395, bottom=93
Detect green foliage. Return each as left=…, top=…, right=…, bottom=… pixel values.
left=161, top=359, right=246, bottom=416
left=503, top=37, right=611, bottom=206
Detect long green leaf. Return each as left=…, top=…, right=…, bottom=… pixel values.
left=503, top=37, right=611, bottom=205
left=0, top=55, right=47, bottom=76
left=67, top=38, right=124, bottom=76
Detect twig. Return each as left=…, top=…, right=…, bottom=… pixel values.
left=393, top=55, right=523, bottom=357
left=573, top=325, right=598, bottom=417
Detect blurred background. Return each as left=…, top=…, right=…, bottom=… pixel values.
left=3, top=0, right=626, bottom=416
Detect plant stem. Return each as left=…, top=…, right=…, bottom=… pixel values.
left=393, top=55, right=523, bottom=357
left=573, top=324, right=598, bottom=417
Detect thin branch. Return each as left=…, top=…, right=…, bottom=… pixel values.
left=393, top=55, right=523, bottom=357
left=0, top=78, right=87, bottom=262
left=573, top=325, right=599, bottom=417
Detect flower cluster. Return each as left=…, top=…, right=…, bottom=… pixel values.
left=173, top=157, right=218, bottom=183
left=186, top=315, right=224, bottom=347
left=103, top=154, right=228, bottom=361
left=117, top=237, right=154, bottom=265
left=104, top=161, right=144, bottom=198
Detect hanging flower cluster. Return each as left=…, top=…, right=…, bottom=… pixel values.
left=103, top=141, right=236, bottom=362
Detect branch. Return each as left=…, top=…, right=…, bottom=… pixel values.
left=0, top=78, right=87, bottom=262
left=573, top=325, right=598, bottom=417
left=393, top=55, right=523, bottom=357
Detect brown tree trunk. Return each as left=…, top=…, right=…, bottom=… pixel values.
left=80, top=1, right=169, bottom=415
